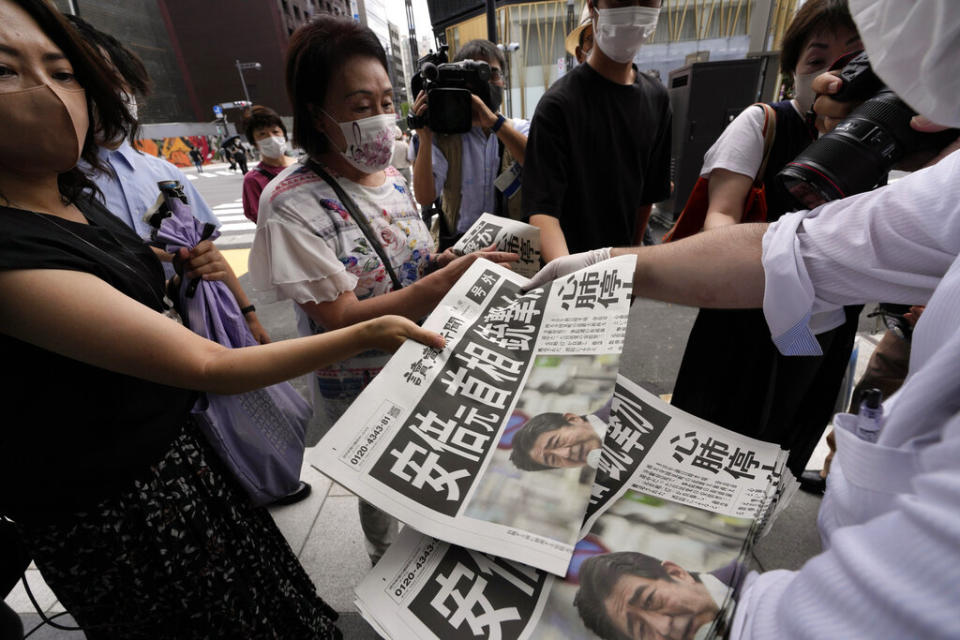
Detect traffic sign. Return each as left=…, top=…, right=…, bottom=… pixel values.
left=213, top=104, right=224, bottom=117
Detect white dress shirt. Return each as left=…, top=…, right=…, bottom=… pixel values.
left=732, top=150, right=960, bottom=638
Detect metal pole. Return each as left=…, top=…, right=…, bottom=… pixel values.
left=235, top=59, right=251, bottom=103
left=486, top=0, right=497, bottom=43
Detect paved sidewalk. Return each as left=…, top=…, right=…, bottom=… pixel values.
left=8, top=275, right=881, bottom=638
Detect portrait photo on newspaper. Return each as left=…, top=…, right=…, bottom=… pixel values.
left=356, top=495, right=750, bottom=640
left=355, top=377, right=793, bottom=640
left=307, top=256, right=635, bottom=575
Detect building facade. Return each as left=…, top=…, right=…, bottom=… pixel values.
left=53, top=0, right=352, bottom=123
left=427, top=0, right=799, bottom=120
left=50, top=0, right=195, bottom=122
left=387, top=21, right=409, bottom=105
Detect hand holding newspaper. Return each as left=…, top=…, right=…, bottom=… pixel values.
left=307, top=255, right=635, bottom=575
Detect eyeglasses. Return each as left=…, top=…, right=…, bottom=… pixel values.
left=490, top=68, right=507, bottom=81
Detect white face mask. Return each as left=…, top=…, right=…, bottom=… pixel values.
left=849, top=0, right=960, bottom=127
left=793, top=71, right=817, bottom=114
left=257, top=135, right=287, bottom=159
left=593, top=5, right=660, bottom=64
left=322, top=110, right=396, bottom=173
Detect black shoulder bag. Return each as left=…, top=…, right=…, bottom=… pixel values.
left=305, top=159, right=404, bottom=291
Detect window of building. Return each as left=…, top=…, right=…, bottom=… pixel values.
left=294, top=5, right=301, bottom=21
left=281, top=0, right=289, bottom=14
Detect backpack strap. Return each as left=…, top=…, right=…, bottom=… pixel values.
left=753, top=103, right=777, bottom=186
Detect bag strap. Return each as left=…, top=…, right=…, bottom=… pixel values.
left=305, top=159, right=404, bottom=291
left=753, top=103, right=777, bottom=187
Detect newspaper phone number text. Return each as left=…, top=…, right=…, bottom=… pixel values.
left=393, top=540, right=439, bottom=599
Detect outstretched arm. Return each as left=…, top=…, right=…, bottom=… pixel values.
left=614, top=222, right=768, bottom=309
left=0, top=268, right=443, bottom=396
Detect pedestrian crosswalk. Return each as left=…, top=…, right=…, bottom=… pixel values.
left=213, top=198, right=257, bottom=248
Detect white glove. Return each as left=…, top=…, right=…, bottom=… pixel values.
left=523, top=248, right=613, bottom=291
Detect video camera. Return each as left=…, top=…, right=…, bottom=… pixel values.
left=778, top=51, right=958, bottom=209
left=407, top=44, right=496, bottom=135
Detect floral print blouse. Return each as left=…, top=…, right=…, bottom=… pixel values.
left=249, top=161, right=436, bottom=429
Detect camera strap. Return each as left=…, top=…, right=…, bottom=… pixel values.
left=305, top=159, right=405, bottom=291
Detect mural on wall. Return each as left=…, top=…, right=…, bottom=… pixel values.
left=134, top=135, right=221, bottom=167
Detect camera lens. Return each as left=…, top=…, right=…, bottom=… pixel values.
left=778, top=90, right=914, bottom=209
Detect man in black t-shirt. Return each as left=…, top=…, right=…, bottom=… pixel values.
left=524, top=0, right=671, bottom=261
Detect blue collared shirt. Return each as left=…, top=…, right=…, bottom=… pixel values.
left=87, top=142, right=219, bottom=240
left=431, top=120, right=530, bottom=234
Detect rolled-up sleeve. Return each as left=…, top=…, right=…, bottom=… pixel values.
left=762, top=151, right=960, bottom=355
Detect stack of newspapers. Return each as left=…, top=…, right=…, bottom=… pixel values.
left=308, top=217, right=799, bottom=640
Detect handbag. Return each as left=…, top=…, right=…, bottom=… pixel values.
left=663, top=103, right=777, bottom=243
left=306, top=159, right=405, bottom=290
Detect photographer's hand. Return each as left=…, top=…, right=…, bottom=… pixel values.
left=472, top=95, right=528, bottom=164
left=412, top=90, right=437, bottom=206
left=812, top=71, right=857, bottom=134
left=412, top=90, right=431, bottom=138
left=470, top=94, right=498, bottom=129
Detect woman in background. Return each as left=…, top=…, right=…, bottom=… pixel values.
left=670, top=0, right=864, bottom=477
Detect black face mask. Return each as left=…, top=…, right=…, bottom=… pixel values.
left=486, top=83, right=503, bottom=113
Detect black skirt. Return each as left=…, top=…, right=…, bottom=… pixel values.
left=15, top=419, right=340, bottom=640
left=671, top=306, right=860, bottom=477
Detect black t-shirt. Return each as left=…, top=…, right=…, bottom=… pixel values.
left=522, top=63, right=672, bottom=253
left=0, top=196, right=196, bottom=522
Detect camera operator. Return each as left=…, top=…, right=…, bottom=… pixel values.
left=526, top=1, right=960, bottom=636
left=411, top=39, right=529, bottom=249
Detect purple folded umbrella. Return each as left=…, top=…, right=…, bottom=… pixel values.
left=146, top=180, right=310, bottom=506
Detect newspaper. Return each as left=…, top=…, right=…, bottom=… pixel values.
left=452, top=213, right=542, bottom=278
left=307, top=256, right=636, bottom=575
left=355, top=376, right=794, bottom=640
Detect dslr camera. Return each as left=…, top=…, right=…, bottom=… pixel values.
left=778, top=51, right=958, bottom=209
left=407, top=44, right=495, bottom=135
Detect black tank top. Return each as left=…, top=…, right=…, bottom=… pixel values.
left=0, top=195, right=196, bottom=522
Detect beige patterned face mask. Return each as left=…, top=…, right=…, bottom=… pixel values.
left=0, top=82, right=88, bottom=173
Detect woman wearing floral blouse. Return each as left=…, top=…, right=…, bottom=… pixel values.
left=249, top=16, right=515, bottom=562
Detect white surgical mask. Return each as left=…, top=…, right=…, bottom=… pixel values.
left=793, top=71, right=817, bottom=114
left=322, top=110, right=396, bottom=173
left=849, top=0, right=960, bottom=128
left=593, top=5, right=660, bottom=64
left=257, top=135, right=287, bottom=159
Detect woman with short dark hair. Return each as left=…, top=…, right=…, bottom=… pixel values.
left=242, top=104, right=295, bottom=222
left=0, top=1, right=442, bottom=636
left=249, top=15, right=516, bottom=563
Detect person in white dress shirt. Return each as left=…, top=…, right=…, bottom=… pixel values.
left=527, top=1, right=960, bottom=637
